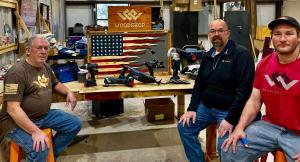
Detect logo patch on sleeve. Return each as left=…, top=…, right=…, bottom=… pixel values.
left=4, top=84, right=18, bottom=94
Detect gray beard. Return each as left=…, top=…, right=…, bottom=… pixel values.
left=212, top=40, right=224, bottom=48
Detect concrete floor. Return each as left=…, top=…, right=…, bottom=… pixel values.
left=54, top=96, right=192, bottom=162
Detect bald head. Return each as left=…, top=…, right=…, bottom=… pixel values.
left=209, top=19, right=229, bottom=30
left=208, top=19, right=230, bottom=51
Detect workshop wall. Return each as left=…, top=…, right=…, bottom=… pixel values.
left=66, top=5, right=94, bottom=36
left=51, top=0, right=65, bottom=42
left=283, top=1, right=300, bottom=23
left=65, top=4, right=171, bottom=36
left=257, top=4, right=275, bottom=26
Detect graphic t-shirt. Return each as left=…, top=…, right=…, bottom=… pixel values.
left=0, top=60, right=59, bottom=138
left=254, top=52, right=300, bottom=135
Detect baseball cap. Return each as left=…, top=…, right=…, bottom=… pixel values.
left=268, top=16, right=300, bottom=31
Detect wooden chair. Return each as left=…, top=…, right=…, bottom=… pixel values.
left=205, top=123, right=219, bottom=162
left=9, top=128, right=55, bottom=162
left=255, top=149, right=287, bottom=162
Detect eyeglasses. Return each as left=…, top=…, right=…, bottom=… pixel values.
left=209, top=29, right=228, bottom=34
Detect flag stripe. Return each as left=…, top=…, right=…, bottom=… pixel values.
left=123, top=39, right=161, bottom=43
left=123, top=45, right=151, bottom=50
left=122, top=33, right=165, bottom=37
left=91, top=56, right=139, bottom=60
left=123, top=51, right=145, bottom=56
left=124, top=43, right=157, bottom=47
left=123, top=37, right=159, bottom=40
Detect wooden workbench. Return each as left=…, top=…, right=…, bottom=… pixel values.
left=53, top=75, right=194, bottom=118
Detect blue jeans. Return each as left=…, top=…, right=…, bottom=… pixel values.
left=221, top=120, right=300, bottom=162
left=7, top=109, right=82, bottom=162
left=178, top=103, right=229, bottom=162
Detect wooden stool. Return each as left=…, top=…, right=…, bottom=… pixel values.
left=205, top=123, right=218, bottom=162
left=255, top=149, right=287, bottom=162
left=9, top=128, right=55, bottom=162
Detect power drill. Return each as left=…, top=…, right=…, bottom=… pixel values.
left=80, top=63, right=98, bottom=87
left=167, top=47, right=180, bottom=80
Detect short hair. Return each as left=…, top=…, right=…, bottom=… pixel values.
left=26, top=35, right=49, bottom=48
left=209, top=19, right=229, bottom=30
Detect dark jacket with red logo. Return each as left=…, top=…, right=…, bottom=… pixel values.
left=188, top=40, right=255, bottom=125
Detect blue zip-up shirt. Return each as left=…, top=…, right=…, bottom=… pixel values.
left=188, top=40, right=255, bottom=125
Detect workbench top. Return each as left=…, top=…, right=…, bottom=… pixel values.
left=64, top=75, right=194, bottom=94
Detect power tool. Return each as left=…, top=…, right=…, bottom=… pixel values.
left=144, top=59, right=164, bottom=77
left=123, top=65, right=161, bottom=84
left=103, top=77, right=134, bottom=87
left=80, top=63, right=98, bottom=87
left=167, top=47, right=181, bottom=80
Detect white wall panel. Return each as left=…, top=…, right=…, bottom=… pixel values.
left=257, top=4, right=275, bottom=26
left=66, top=5, right=94, bottom=35
left=283, top=1, right=300, bottom=23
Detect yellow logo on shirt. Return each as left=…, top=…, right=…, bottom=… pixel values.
left=33, top=74, right=49, bottom=88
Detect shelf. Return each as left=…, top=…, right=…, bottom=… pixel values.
left=0, top=0, right=17, bottom=8
left=0, top=0, right=18, bottom=55
left=0, top=43, right=18, bottom=55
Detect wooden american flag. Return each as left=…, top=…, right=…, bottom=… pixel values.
left=90, top=33, right=166, bottom=76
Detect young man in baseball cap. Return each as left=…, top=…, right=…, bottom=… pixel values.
left=221, top=16, right=300, bottom=162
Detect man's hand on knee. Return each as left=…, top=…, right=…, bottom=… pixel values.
left=32, top=129, right=50, bottom=152
left=293, top=153, right=300, bottom=162
left=218, top=119, right=233, bottom=138
left=221, top=128, right=246, bottom=153
left=179, top=111, right=196, bottom=127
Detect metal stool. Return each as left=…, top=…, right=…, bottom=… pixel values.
left=9, top=128, right=55, bottom=162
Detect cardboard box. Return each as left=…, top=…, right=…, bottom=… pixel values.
left=145, top=98, right=174, bottom=122
left=189, top=0, right=202, bottom=11
left=174, top=0, right=189, bottom=5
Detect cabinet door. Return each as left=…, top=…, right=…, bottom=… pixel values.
left=224, top=11, right=250, bottom=51
left=173, top=12, right=198, bottom=48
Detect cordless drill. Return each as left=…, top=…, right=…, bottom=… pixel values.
left=80, top=63, right=98, bottom=87
left=167, top=48, right=180, bottom=80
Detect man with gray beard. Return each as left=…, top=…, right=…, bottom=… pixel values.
left=178, top=19, right=258, bottom=162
